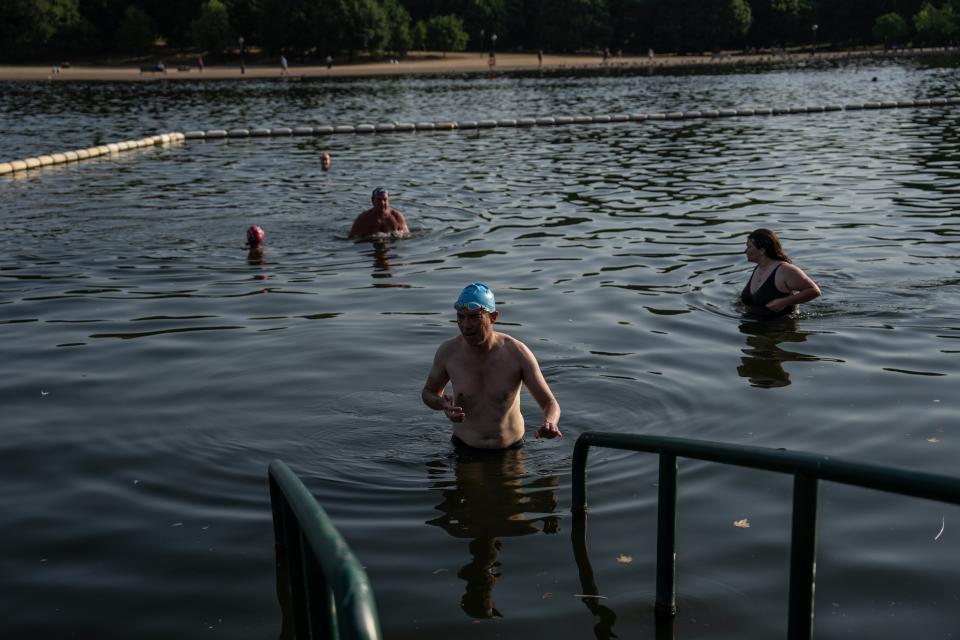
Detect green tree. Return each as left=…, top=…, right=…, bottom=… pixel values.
left=745, top=0, right=812, bottom=47
left=425, top=14, right=469, bottom=56
left=528, top=0, right=611, bottom=52
left=913, top=1, right=956, bottom=44
left=873, top=12, right=909, bottom=46
left=140, top=0, right=203, bottom=48
left=116, top=5, right=157, bottom=55
left=190, top=0, right=234, bottom=53
left=0, top=0, right=81, bottom=59
left=384, top=0, right=414, bottom=55
left=412, top=19, right=428, bottom=50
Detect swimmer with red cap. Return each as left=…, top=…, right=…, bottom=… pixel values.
left=421, top=282, right=561, bottom=450
left=246, top=225, right=265, bottom=247
left=349, top=187, right=409, bottom=239
left=246, top=225, right=265, bottom=263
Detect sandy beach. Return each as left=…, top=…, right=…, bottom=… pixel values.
left=0, top=48, right=941, bottom=82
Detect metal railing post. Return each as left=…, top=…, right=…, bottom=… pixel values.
left=571, top=435, right=591, bottom=513
left=788, top=473, right=819, bottom=640
left=655, top=453, right=678, bottom=617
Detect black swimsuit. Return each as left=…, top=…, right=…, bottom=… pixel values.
left=741, top=263, right=794, bottom=318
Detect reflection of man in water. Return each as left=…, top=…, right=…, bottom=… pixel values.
left=426, top=447, right=559, bottom=618
left=349, top=187, right=409, bottom=239
left=422, top=282, right=561, bottom=449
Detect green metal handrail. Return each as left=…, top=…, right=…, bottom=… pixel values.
left=571, top=432, right=960, bottom=640
left=268, top=459, right=382, bottom=640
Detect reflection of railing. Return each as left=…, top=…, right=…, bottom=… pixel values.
left=571, top=432, right=960, bottom=640
left=268, top=460, right=381, bottom=640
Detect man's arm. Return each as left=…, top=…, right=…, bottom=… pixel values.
left=348, top=210, right=370, bottom=239
left=516, top=340, right=561, bottom=438
left=393, top=209, right=410, bottom=234
left=421, top=341, right=464, bottom=422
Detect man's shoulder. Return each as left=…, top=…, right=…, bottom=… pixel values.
left=495, top=332, right=532, bottom=355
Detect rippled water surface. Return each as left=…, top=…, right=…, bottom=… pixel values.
left=2, top=60, right=960, bottom=639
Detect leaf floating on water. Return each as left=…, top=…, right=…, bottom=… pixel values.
left=734, top=518, right=750, bottom=529
left=935, top=517, right=945, bottom=541
left=170, top=522, right=183, bottom=527
left=432, top=568, right=447, bottom=574
left=542, top=592, right=554, bottom=599
left=616, top=554, right=633, bottom=564
left=927, top=437, right=940, bottom=444
left=574, top=594, right=608, bottom=599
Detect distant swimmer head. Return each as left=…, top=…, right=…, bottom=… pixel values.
left=246, top=225, right=265, bottom=246
left=320, top=152, right=332, bottom=170
left=454, top=282, right=496, bottom=313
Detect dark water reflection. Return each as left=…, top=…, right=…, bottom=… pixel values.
left=2, top=61, right=960, bottom=639
left=736, top=318, right=829, bottom=388
left=426, top=447, right=560, bottom=619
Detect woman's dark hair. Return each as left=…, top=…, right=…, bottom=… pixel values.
left=748, top=228, right=791, bottom=263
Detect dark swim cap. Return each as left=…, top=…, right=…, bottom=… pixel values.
left=246, top=225, right=264, bottom=245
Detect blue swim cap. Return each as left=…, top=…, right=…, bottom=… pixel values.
left=454, top=282, right=496, bottom=313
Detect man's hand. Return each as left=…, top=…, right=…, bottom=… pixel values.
left=536, top=420, right=561, bottom=439
left=442, top=394, right=465, bottom=423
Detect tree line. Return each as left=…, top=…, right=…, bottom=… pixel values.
left=2, top=0, right=958, bottom=62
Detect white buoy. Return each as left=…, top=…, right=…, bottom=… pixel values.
left=293, top=126, right=315, bottom=135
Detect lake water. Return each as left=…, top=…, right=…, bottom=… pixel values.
left=2, top=58, right=959, bottom=639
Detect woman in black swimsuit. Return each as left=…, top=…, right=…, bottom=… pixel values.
left=740, top=228, right=821, bottom=317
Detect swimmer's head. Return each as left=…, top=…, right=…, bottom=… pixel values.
left=246, top=225, right=265, bottom=246
left=320, top=152, right=332, bottom=170
left=747, top=228, right=790, bottom=262
left=372, top=186, right=388, bottom=201
left=454, top=282, right=496, bottom=313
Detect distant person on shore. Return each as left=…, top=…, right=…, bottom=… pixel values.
left=197, top=55, right=204, bottom=72
left=280, top=55, right=288, bottom=76
left=246, top=225, right=265, bottom=263
left=320, top=152, right=332, bottom=171
left=537, top=49, right=543, bottom=67
left=326, top=55, right=333, bottom=70
left=349, top=187, right=409, bottom=238
left=488, top=52, right=496, bottom=70
left=741, top=228, right=820, bottom=318
left=422, top=282, right=562, bottom=450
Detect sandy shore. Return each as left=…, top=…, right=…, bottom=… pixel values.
left=0, top=48, right=943, bottom=82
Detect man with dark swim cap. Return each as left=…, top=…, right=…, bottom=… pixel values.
left=320, top=152, right=332, bottom=171
left=421, top=283, right=562, bottom=450
left=349, top=187, right=409, bottom=239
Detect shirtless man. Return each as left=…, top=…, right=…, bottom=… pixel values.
left=349, top=187, right=410, bottom=239
left=421, top=283, right=561, bottom=450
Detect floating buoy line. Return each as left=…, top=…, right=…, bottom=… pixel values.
left=2, top=97, right=957, bottom=176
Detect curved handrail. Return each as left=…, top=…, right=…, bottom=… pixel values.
left=268, top=459, right=381, bottom=640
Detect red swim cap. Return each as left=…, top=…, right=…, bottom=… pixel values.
left=246, top=225, right=264, bottom=245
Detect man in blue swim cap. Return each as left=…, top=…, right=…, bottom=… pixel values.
left=422, top=282, right=562, bottom=449
left=349, top=187, right=410, bottom=239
